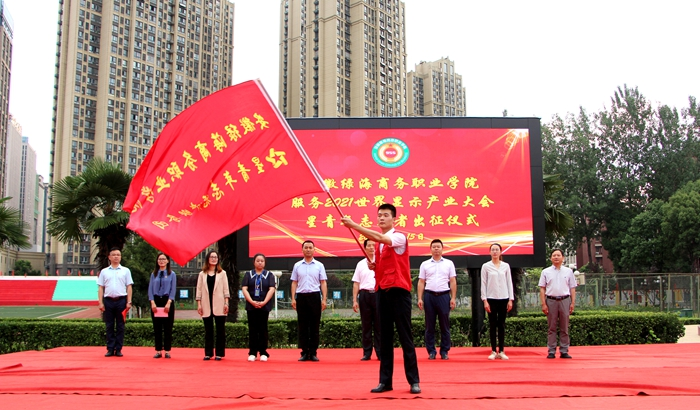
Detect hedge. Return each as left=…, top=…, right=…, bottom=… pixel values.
left=0, top=312, right=684, bottom=354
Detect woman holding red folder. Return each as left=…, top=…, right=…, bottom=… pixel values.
left=149, top=253, right=177, bottom=358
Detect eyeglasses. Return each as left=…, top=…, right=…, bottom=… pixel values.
left=209, top=256, right=219, bottom=259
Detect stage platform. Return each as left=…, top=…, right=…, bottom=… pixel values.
left=1, top=344, right=699, bottom=409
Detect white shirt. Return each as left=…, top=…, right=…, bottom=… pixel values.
left=480, top=260, right=514, bottom=300
left=97, top=264, right=134, bottom=297
left=418, top=257, right=456, bottom=292
left=379, top=228, right=406, bottom=255
left=538, top=265, right=577, bottom=297
left=351, top=258, right=376, bottom=290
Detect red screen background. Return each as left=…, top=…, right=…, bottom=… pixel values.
left=249, top=128, right=533, bottom=258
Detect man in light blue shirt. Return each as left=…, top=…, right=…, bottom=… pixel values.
left=97, top=247, right=134, bottom=357
left=291, top=240, right=327, bottom=361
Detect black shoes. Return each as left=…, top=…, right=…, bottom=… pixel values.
left=440, top=352, right=449, bottom=360
left=203, top=356, right=211, bottom=361
left=547, top=353, right=555, bottom=359
left=371, top=383, right=393, bottom=393
left=410, top=383, right=421, bottom=394
left=428, top=353, right=436, bottom=360
left=560, top=353, right=573, bottom=359
left=360, top=355, right=371, bottom=361
left=105, top=350, right=114, bottom=357
left=115, top=351, right=123, bottom=357
left=298, top=355, right=308, bottom=362
left=165, top=352, right=171, bottom=359
left=154, top=352, right=162, bottom=359
left=309, top=355, right=319, bottom=362
left=215, top=356, right=222, bottom=361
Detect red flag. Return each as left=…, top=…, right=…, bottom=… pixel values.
left=67, top=269, right=71, bottom=276
left=55, top=269, right=59, bottom=276
left=124, top=80, right=327, bottom=265
left=90, top=270, right=94, bottom=276
left=45, top=270, right=48, bottom=276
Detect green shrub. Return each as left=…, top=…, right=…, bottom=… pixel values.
left=0, top=311, right=684, bottom=354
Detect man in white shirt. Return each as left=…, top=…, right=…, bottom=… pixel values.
left=538, top=248, right=577, bottom=359
left=417, top=239, right=457, bottom=360
left=352, top=239, right=381, bottom=361
left=97, top=247, right=133, bottom=357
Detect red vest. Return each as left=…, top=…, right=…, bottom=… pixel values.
left=374, top=231, right=412, bottom=292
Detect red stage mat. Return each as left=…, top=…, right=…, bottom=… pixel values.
left=1, top=345, right=699, bottom=409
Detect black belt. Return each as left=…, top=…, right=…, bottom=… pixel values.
left=426, top=290, right=450, bottom=297
left=547, top=295, right=570, bottom=301
left=359, top=289, right=376, bottom=294
left=105, top=296, right=126, bottom=301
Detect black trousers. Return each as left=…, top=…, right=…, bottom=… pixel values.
left=151, top=295, right=175, bottom=351
left=424, top=292, right=452, bottom=355
left=247, top=308, right=270, bottom=357
left=487, top=298, right=509, bottom=352
left=203, top=315, right=226, bottom=357
left=103, top=296, right=126, bottom=352
left=358, top=290, right=381, bottom=358
left=378, top=287, right=419, bottom=386
left=296, top=292, right=321, bottom=357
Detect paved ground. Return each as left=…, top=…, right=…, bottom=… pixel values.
left=678, top=325, right=700, bottom=343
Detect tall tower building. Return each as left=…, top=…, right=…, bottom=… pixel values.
left=279, top=0, right=407, bottom=118
left=4, top=115, right=20, bottom=210
left=50, top=0, right=234, bottom=273
left=407, top=57, right=466, bottom=117
left=0, top=1, right=13, bottom=199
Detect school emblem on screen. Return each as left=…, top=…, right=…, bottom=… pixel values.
left=372, top=138, right=410, bottom=168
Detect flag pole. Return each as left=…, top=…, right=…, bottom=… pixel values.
left=325, top=190, right=370, bottom=260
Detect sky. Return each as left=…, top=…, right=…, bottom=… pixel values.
left=6, top=0, right=700, bottom=182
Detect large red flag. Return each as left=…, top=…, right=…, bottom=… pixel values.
left=124, top=80, right=327, bottom=265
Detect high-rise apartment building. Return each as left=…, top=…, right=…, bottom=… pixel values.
left=4, top=115, right=21, bottom=210
left=50, top=0, right=234, bottom=273
left=0, top=1, right=13, bottom=199
left=407, top=57, right=466, bottom=117
left=279, top=0, right=407, bottom=118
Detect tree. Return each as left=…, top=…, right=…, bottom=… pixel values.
left=596, top=85, right=700, bottom=269
left=542, top=110, right=604, bottom=267
left=661, top=179, right=700, bottom=273
left=48, top=158, right=133, bottom=270
left=542, top=174, right=574, bottom=240
left=14, top=260, right=36, bottom=276
left=619, top=200, right=668, bottom=272
left=0, top=197, right=31, bottom=249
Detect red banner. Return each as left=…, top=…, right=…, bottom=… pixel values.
left=124, top=80, right=327, bottom=265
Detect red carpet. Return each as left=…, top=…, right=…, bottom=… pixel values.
left=1, top=344, right=699, bottom=409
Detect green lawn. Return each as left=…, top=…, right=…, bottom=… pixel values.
left=0, top=306, right=86, bottom=319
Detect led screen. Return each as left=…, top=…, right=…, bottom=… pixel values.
left=239, top=117, right=544, bottom=269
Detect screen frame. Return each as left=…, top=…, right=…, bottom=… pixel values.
left=236, top=116, right=545, bottom=271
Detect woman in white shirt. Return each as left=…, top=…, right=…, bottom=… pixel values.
left=481, top=243, right=514, bottom=360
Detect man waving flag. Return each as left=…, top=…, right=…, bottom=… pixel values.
left=124, top=80, right=327, bottom=265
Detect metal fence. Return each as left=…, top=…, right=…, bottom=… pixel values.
left=173, top=273, right=700, bottom=317
left=520, top=273, right=700, bottom=316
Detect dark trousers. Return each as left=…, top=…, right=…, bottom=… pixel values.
left=247, top=309, right=270, bottom=357
left=202, top=315, right=226, bottom=357
left=151, top=295, right=175, bottom=351
left=487, top=298, right=509, bottom=352
left=378, top=287, right=419, bottom=386
left=103, top=296, right=126, bottom=352
left=296, top=292, right=321, bottom=357
left=359, top=290, right=381, bottom=358
left=424, top=292, right=451, bottom=355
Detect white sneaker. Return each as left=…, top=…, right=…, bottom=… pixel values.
left=498, top=352, right=509, bottom=360
left=248, top=355, right=256, bottom=362
left=260, top=355, right=268, bottom=362
left=488, top=351, right=497, bottom=360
